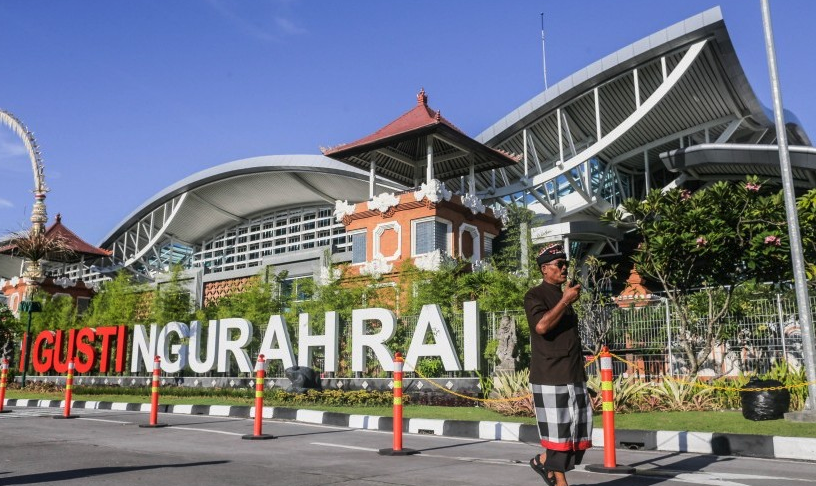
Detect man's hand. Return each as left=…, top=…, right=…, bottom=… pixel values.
left=562, top=280, right=581, bottom=305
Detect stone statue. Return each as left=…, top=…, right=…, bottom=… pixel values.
left=495, top=315, right=517, bottom=373
left=284, top=366, right=322, bottom=393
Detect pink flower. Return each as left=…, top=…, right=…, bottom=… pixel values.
left=680, top=190, right=692, bottom=201
left=696, top=237, right=707, bottom=247
left=746, top=182, right=761, bottom=192
left=764, top=235, right=782, bottom=246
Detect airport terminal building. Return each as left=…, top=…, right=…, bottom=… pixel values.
left=5, top=7, right=814, bottom=311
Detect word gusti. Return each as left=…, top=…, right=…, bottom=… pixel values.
left=26, top=302, right=482, bottom=374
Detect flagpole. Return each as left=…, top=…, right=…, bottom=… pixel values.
left=541, top=13, right=548, bottom=90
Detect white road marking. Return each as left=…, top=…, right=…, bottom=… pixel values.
left=168, top=426, right=244, bottom=436
left=605, top=467, right=814, bottom=485
left=311, top=442, right=529, bottom=467
left=311, top=442, right=378, bottom=452
left=78, top=418, right=131, bottom=424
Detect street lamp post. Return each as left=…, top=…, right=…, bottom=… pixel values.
left=18, top=300, right=41, bottom=388
left=760, top=0, right=816, bottom=416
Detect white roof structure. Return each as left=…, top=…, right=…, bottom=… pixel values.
left=99, top=7, right=812, bottom=277
left=473, top=7, right=811, bottom=256
left=99, top=155, right=402, bottom=278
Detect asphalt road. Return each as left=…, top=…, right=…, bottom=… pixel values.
left=0, top=406, right=814, bottom=486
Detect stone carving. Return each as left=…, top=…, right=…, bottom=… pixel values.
left=461, top=192, right=486, bottom=215
left=284, top=366, right=322, bottom=393
left=414, top=179, right=452, bottom=204
left=495, top=315, right=517, bottom=373
left=367, top=192, right=400, bottom=214
left=359, top=255, right=392, bottom=278
left=492, top=205, right=509, bottom=225
left=333, top=200, right=356, bottom=223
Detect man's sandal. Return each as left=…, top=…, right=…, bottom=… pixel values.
left=529, top=456, right=556, bottom=486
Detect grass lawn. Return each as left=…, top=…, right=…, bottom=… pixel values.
left=7, top=390, right=816, bottom=438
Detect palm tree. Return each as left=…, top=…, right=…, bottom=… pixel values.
left=1, top=228, right=73, bottom=295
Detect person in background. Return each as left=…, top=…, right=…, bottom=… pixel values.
left=524, top=243, right=592, bottom=486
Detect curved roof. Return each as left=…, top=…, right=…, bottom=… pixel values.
left=99, top=154, right=403, bottom=260
left=464, top=7, right=811, bottom=247
left=661, top=143, right=816, bottom=187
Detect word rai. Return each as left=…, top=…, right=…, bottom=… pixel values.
left=22, top=302, right=483, bottom=375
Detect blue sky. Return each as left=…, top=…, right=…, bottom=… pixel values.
left=1, top=0, right=813, bottom=245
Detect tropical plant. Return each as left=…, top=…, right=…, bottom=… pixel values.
left=0, top=303, right=20, bottom=360
left=484, top=368, right=534, bottom=416
left=575, top=255, right=617, bottom=354
left=81, top=271, right=145, bottom=328
left=150, top=265, right=195, bottom=325
left=586, top=373, right=651, bottom=413
left=601, top=177, right=793, bottom=374
left=650, top=376, right=717, bottom=411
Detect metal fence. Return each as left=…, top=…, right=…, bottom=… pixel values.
left=300, top=294, right=813, bottom=380
left=580, top=295, right=814, bottom=379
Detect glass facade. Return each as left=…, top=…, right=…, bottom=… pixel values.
left=193, top=205, right=349, bottom=274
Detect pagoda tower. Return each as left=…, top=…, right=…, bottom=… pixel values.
left=322, top=89, right=519, bottom=278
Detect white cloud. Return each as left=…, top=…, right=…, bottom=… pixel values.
left=0, top=199, right=14, bottom=209
left=275, top=17, right=307, bottom=36
left=206, top=0, right=308, bottom=42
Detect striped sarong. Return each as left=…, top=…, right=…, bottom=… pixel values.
left=531, top=382, right=593, bottom=451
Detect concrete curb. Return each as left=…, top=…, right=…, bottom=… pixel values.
left=5, top=398, right=815, bottom=462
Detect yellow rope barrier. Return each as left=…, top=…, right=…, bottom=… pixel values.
left=408, top=354, right=601, bottom=404
left=402, top=350, right=813, bottom=404
left=606, top=351, right=816, bottom=392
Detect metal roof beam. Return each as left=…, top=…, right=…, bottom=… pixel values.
left=491, top=39, right=709, bottom=199
left=611, top=115, right=736, bottom=165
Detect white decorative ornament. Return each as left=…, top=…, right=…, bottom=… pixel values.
left=55, top=277, right=76, bottom=288
left=492, top=205, right=509, bottom=225
left=414, top=179, right=452, bottom=203
left=0, top=279, right=6, bottom=289
left=334, top=200, right=356, bottom=222
left=472, top=259, right=491, bottom=272
left=461, top=193, right=486, bottom=214
left=318, top=266, right=341, bottom=286
left=359, top=256, right=392, bottom=278
left=10, top=277, right=19, bottom=287
left=367, top=192, right=400, bottom=213
left=414, top=249, right=443, bottom=271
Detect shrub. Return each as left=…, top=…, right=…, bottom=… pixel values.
left=483, top=369, right=534, bottom=417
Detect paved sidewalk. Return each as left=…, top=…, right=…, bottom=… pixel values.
left=4, top=398, right=815, bottom=462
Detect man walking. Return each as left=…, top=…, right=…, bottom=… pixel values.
left=524, top=243, right=592, bottom=486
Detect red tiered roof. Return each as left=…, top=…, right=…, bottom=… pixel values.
left=0, top=214, right=111, bottom=262
left=44, top=214, right=111, bottom=258
left=322, top=89, right=519, bottom=187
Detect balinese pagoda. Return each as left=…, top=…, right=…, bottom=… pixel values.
left=1, top=214, right=112, bottom=315
left=322, top=89, right=519, bottom=278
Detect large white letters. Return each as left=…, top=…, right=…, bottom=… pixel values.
left=217, top=318, right=253, bottom=373
left=131, top=324, right=158, bottom=373
left=404, top=304, right=461, bottom=372
left=298, top=312, right=338, bottom=373
left=351, top=308, right=396, bottom=372
left=121, top=300, right=482, bottom=376
left=258, top=315, right=295, bottom=369
left=462, top=300, right=480, bottom=371
left=188, top=320, right=219, bottom=373
left=158, top=321, right=189, bottom=373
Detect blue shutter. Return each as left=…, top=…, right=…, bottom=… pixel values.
left=435, top=221, right=448, bottom=254
left=415, top=221, right=433, bottom=254
left=351, top=232, right=367, bottom=263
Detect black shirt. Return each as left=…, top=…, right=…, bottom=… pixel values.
left=523, top=281, right=586, bottom=385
